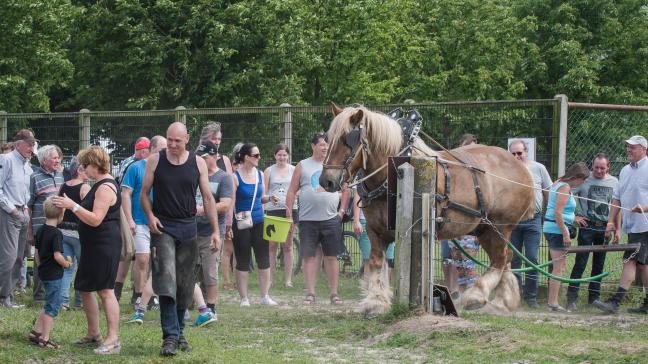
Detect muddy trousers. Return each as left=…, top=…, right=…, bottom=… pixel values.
left=151, top=232, right=198, bottom=341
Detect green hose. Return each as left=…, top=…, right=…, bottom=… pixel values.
left=449, top=239, right=609, bottom=283
left=449, top=239, right=553, bottom=273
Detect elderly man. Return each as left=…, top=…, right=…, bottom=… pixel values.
left=29, top=144, right=65, bottom=303
left=0, top=130, right=35, bottom=308
left=508, top=139, right=552, bottom=308
left=116, top=136, right=150, bottom=184
left=594, top=135, right=648, bottom=314
left=141, top=122, right=220, bottom=356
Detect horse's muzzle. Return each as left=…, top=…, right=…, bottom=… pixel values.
left=319, top=170, right=342, bottom=192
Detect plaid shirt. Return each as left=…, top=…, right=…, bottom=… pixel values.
left=28, top=166, right=64, bottom=236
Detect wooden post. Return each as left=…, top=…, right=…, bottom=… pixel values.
left=78, top=109, right=91, bottom=150
left=280, top=103, right=293, bottom=164
left=409, top=156, right=437, bottom=306
left=395, top=162, right=414, bottom=304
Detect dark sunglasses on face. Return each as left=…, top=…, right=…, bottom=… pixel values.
left=249, top=153, right=261, bottom=159
left=511, top=152, right=523, bottom=156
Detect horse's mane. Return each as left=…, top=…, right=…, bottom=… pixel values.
left=328, top=106, right=403, bottom=156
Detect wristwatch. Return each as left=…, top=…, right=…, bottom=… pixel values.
left=72, top=204, right=81, bottom=213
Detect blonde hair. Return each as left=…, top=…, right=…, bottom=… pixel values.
left=43, top=196, right=64, bottom=220
left=78, top=146, right=111, bottom=175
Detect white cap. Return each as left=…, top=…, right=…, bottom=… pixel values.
left=625, top=135, right=647, bottom=149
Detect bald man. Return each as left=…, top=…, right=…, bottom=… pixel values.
left=140, top=122, right=220, bottom=356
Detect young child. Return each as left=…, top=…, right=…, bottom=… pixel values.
left=28, top=196, right=71, bottom=349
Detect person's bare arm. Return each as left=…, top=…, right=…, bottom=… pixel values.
left=121, top=187, right=136, bottom=233
left=197, top=156, right=220, bottom=251
left=55, top=183, right=115, bottom=227
left=141, top=153, right=162, bottom=234
left=606, top=198, right=621, bottom=244
left=552, top=184, right=571, bottom=246
left=285, top=163, right=301, bottom=220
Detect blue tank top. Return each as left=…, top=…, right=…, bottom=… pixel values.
left=235, top=169, right=264, bottom=224
left=543, top=182, right=576, bottom=234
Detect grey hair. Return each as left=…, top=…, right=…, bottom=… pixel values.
left=231, top=142, right=244, bottom=164
left=508, top=139, right=528, bottom=152
left=68, top=156, right=81, bottom=178
left=200, top=122, right=222, bottom=143
left=37, top=145, right=60, bottom=165
left=150, top=135, right=165, bottom=151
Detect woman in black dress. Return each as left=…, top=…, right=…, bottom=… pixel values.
left=53, top=146, right=121, bottom=354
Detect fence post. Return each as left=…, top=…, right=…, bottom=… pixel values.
left=0, top=111, right=6, bottom=145
left=410, top=156, right=436, bottom=307
left=395, top=162, right=414, bottom=304
left=78, top=109, right=91, bottom=150
left=175, top=106, right=186, bottom=124
left=554, top=94, right=568, bottom=177
left=280, top=103, right=292, bottom=164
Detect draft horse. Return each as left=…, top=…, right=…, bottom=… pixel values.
left=320, top=104, right=535, bottom=317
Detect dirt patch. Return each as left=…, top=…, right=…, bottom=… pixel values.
left=511, top=309, right=648, bottom=328
left=384, top=311, right=480, bottom=336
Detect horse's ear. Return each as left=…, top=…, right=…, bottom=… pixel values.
left=331, top=102, right=343, bottom=116
left=349, top=109, right=364, bottom=126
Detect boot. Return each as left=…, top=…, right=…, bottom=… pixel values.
left=628, top=296, right=648, bottom=314
left=592, top=287, right=626, bottom=314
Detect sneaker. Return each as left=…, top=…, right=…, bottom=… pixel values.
left=285, top=281, right=293, bottom=288
left=525, top=300, right=540, bottom=309
left=592, top=299, right=619, bottom=314
left=178, top=335, right=192, bottom=352
left=160, top=338, right=177, bottom=356
left=126, top=311, right=144, bottom=324
left=148, top=297, right=160, bottom=311
left=193, top=312, right=217, bottom=327
left=628, top=303, right=648, bottom=314
left=566, top=302, right=577, bottom=312
left=260, top=295, right=278, bottom=306
left=1, top=298, right=24, bottom=308
left=240, top=298, right=250, bottom=307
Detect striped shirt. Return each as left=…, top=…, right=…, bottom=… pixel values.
left=0, top=150, right=32, bottom=213
left=28, top=166, right=65, bottom=236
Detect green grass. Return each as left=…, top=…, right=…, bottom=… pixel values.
left=2, top=270, right=648, bottom=363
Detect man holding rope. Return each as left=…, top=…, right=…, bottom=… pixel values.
left=593, top=135, right=648, bottom=314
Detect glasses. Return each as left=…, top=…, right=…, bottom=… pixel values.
left=249, top=153, right=261, bottom=159
left=511, top=152, right=524, bottom=156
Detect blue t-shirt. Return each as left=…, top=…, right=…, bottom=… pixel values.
left=543, top=182, right=576, bottom=234
left=235, top=170, right=264, bottom=225
left=121, top=159, right=150, bottom=225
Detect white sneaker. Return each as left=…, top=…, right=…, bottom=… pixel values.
left=240, top=298, right=250, bottom=307
left=260, top=295, right=278, bottom=306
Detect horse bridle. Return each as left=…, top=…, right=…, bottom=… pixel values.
left=323, top=123, right=368, bottom=188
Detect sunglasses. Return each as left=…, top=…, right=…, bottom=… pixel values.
left=249, top=153, right=261, bottom=159
left=511, top=152, right=524, bottom=156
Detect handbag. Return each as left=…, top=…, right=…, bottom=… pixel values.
left=119, top=207, right=135, bottom=261
left=236, top=170, right=259, bottom=230
left=545, top=218, right=578, bottom=239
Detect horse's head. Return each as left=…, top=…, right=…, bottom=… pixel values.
left=320, top=103, right=367, bottom=192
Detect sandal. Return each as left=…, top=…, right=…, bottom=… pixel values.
left=37, top=338, right=60, bottom=349
left=330, top=294, right=343, bottom=305
left=73, top=334, right=103, bottom=345
left=94, top=341, right=121, bottom=355
left=28, top=330, right=41, bottom=345
left=303, top=293, right=315, bottom=305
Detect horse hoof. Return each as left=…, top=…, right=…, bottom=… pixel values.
left=463, top=301, right=486, bottom=311
left=364, top=312, right=379, bottom=320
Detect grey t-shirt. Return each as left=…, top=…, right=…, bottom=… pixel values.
left=196, top=169, right=233, bottom=236
left=613, top=157, right=648, bottom=233
left=298, top=157, right=339, bottom=221
left=527, top=161, right=553, bottom=213
left=572, top=174, right=618, bottom=223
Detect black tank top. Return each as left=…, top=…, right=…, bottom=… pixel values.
left=58, top=182, right=83, bottom=230
left=217, top=156, right=226, bottom=171
left=153, top=150, right=200, bottom=219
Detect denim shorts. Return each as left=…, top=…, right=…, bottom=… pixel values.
left=544, top=232, right=565, bottom=249
left=43, top=278, right=63, bottom=318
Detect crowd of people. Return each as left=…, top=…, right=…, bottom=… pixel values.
left=1, top=122, right=647, bottom=356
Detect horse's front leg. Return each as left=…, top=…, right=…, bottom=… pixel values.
left=360, top=228, right=392, bottom=318
left=462, top=228, right=508, bottom=310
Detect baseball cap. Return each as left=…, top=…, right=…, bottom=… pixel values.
left=14, top=129, right=36, bottom=144
left=134, top=139, right=150, bottom=150
left=625, top=135, right=647, bottom=149
left=197, top=140, right=219, bottom=157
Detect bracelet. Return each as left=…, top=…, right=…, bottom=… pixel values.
left=72, top=204, right=81, bottom=213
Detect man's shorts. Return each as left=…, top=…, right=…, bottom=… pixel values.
left=197, top=235, right=220, bottom=286
left=134, top=225, right=151, bottom=254
left=299, top=217, right=342, bottom=258
left=625, top=232, right=648, bottom=265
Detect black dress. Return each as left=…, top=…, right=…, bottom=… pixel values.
left=74, top=178, right=122, bottom=292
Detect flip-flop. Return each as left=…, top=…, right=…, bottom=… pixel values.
left=303, top=293, right=315, bottom=305
left=37, top=337, right=60, bottom=349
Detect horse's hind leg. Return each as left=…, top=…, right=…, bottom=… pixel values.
left=462, top=227, right=508, bottom=310
left=360, top=239, right=392, bottom=318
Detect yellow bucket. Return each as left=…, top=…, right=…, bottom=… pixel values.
left=263, top=215, right=293, bottom=242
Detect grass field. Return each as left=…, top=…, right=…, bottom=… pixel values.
left=1, top=269, right=647, bottom=363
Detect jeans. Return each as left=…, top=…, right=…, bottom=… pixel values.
left=61, top=235, right=82, bottom=306
left=567, top=225, right=607, bottom=303
left=159, top=295, right=187, bottom=341
left=510, top=213, right=541, bottom=302
left=43, top=278, right=63, bottom=318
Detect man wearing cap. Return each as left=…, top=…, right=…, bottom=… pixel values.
left=192, top=140, right=232, bottom=325
left=0, top=130, right=35, bottom=308
left=121, top=135, right=166, bottom=308
left=114, top=136, right=150, bottom=302
left=593, top=135, right=648, bottom=314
